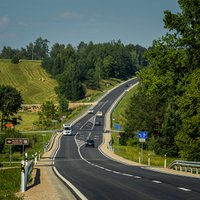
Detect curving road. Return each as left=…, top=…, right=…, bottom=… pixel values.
left=54, top=78, right=200, bottom=200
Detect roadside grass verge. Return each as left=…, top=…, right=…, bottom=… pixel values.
left=111, top=84, right=178, bottom=167
left=0, top=132, right=52, bottom=163
left=111, top=85, right=138, bottom=130
left=0, top=168, right=22, bottom=200
left=112, top=134, right=176, bottom=167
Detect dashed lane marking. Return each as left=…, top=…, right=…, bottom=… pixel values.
left=178, top=187, right=191, bottom=192
left=152, top=180, right=162, bottom=184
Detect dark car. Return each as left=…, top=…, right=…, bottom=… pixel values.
left=85, top=139, right=95, bottom=147
left=95, top=121, right=101, bottom=126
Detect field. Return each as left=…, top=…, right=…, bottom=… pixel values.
left=0, top=59, right=58, bottom=104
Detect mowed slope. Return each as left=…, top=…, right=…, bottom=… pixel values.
left=0, top=59, right=58, bottom=103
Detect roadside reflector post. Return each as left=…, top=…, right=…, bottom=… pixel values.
left=148, top=154, right=151, bottom=166
left=164, top=154, right=167, bottom=168
left=139, top=152, right=141, bottom=164
left=21, top=160, right=25, bottom=192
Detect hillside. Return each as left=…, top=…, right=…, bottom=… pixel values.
left=0, top=59, right=58, bottom=103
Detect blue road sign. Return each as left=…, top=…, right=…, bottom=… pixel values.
left=114, top=124, right=121, bottom=131
left=138, top=131, right=148, bottom=139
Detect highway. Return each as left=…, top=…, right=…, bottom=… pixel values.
left=54, top=78, right=200, bottom=200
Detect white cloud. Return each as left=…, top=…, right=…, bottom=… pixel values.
left=0, top=16, right=10, bottom=29
left=59, top=11, right=82, bottom=20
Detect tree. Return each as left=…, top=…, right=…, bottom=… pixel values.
left=33, top=37, right=49, bottom=60
left=124, top=0, right=200, bottom=159
left=37, top=101, right=58, bottom=129
left=0, top=85, right=23, bottom=131
left=56, top=62, right=85, bottom=101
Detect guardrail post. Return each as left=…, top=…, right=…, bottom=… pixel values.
left=175, top=165, right=177, bottom=171
left=190, top=167, right=193, bottom=173
left=185, top=166, right=187, bottom=172
left=180, top=166, right=182, bottom=172
left=196, top=168, right=198, bottom=174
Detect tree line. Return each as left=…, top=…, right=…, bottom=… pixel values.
left=0, top=39, right=148, bottom=101
left=42, top=40, right=148, bottom=100
left=123, top=0, right=200, bottom=161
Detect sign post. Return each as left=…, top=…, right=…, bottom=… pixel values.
left=138, top=131, right=148, bottom=163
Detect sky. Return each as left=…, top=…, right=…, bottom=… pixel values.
left=0, top=0, right=180, bottom=50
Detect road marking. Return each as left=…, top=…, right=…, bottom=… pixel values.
left=152, top=180, right=162, bottom=184
left=178, top=187, right=191, bottom=192
left=122, top=173, right=133, bottom=177
left=134, top=176, right=142, bottom=179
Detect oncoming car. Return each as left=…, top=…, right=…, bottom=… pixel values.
left=96, top=111, right=103, bottom=117
left=88, top=108, right=94, bottom=114
left=85, top=139, right=95, bottom=148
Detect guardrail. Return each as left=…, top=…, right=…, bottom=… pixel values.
left=169, top=160, right=200, bottom=174
left=21, top=159, right=34, bottom=192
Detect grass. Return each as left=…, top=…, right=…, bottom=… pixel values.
left=0, top=132, right=52, bottom=163
left=112, top=133, right=176, bottom=167
left=111, top=84, right=138, bottom=130
left=0, top=168, right=22, bottom=200
left=0, top=59, right=58, bottom=103
left=0, top=131, right=52, bottom=199
left=111, top=84, right=178, bottom=167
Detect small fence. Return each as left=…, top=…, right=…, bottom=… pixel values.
left=169, top=160, right=200, bottom=174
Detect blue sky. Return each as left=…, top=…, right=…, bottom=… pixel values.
left=0, top=0, right=180, bottom=50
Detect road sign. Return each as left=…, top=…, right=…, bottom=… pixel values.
left=138, top=131, right=148, bottom=139
left=114, top=123, right=121, bottom=131
left=5, top=138, right=29, bottom=145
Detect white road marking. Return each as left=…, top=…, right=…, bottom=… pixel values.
left=134, top=176, right=142, bottom=179
left=152, top=180, right=162, bottom=184
left=178, top=187, right=191, bottom=192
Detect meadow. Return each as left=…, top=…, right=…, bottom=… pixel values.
left=0, top=59, right=58, bottom=104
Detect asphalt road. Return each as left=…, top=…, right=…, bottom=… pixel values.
left=54, top=78, right=200, bottom=200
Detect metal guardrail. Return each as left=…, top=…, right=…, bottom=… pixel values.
left=21, top=160, right=34, bottom=192
left=169, top=160, right=200, bottom=174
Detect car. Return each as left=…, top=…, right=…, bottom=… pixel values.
left=85, top=139, right=95, bottom=147
left=88, top=108, right=94, bottom=114
left=96, top=111, right=103, bottom=117
left=95, top=121, right=101, bottom=126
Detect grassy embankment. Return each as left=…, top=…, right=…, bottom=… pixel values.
left=0, top=59, right=123, bottom=131
left=0, top=59, right=123, bottom=199
left=111, top=85, right=177, bottom=167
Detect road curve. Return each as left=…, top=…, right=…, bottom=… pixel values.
left=54, top=78, right=200, bottom=200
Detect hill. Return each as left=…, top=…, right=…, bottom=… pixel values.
left=0, top=59, right=58, bottom=103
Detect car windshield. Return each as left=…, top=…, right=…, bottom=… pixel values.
left=87, top=140, right=94, bottom=143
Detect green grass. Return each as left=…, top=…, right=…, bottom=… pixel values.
left=0, top=132, right=52, bottom=163
left=111, top=84, right=178, bottom=167
left=112, top=133, right=176, bottom=167
left=0, top=59, right=58, bottom=103
left=111, top=85, right=138, bottom=130
left=0, top=168, right=22, bottom=200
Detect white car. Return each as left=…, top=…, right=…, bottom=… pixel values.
left=96, top=111, right=103, bottom=117
left=88, top=108, right=94, bottom=114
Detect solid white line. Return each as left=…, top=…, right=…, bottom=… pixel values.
left=152, top=180, right=162, bottom=184
left=53, top=167, right=88, bottom=200
left=178, top=187, right=191, bottom=192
